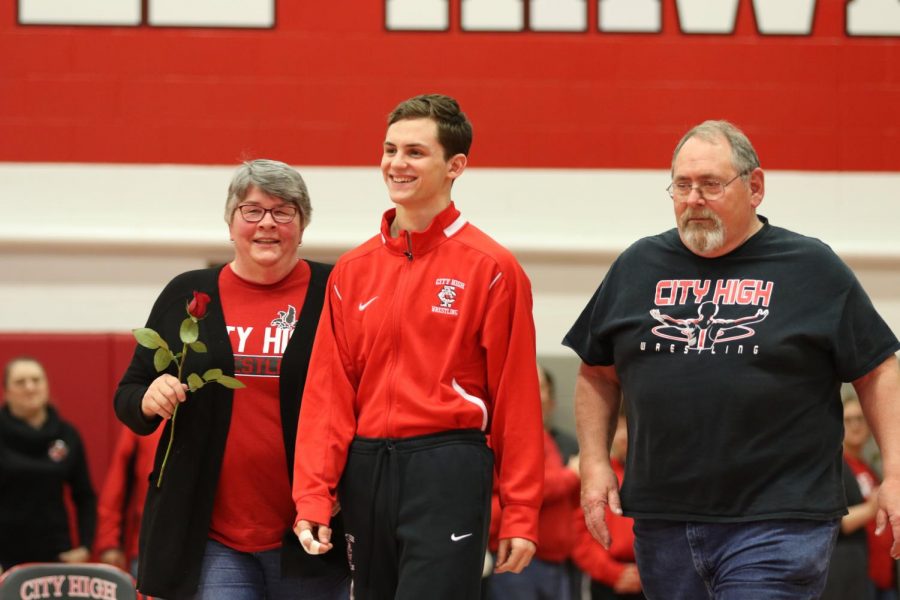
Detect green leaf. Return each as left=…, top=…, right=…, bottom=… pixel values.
left=180, top=318, right=199, bottom=344
left=215, top=375, right=246, bottom=389
left=190, top=341, right=207, bottom=353
left=153, top=347, right=173, bottom=372
left=134, top=328, right=168, bottom=350
left=202, top=368, right=223, bottom=381
left=187, top=372, right=205, bottom=391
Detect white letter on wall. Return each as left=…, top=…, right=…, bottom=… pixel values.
left=530, top=0, right=586, bottom=31
left=19, top=0, right=140, bottom=25
left=752, top=0, right=815, bottom=35
left=676, top=0, right=739, bottom=34
left=386, top=0, right=449, bottom=31
left=847, top=0, right=900, bottom=36
left=148, top=0, right=274, bottom=28
left=599, top=0, right=660, bottom=33
left=462, top=0, right=524, bottom=31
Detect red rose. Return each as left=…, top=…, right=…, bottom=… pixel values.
left=187, top=291, right=211, bottom=319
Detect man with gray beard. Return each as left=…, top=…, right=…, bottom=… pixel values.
left=563, top=120, right=900, bottom=599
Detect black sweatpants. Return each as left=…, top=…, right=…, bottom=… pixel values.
left=338, top=429, right=494, bottom=600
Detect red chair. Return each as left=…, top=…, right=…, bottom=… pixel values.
left=0, top=563, right=140, bottom=600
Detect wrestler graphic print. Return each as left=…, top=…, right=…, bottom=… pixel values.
left=644, top=278, right=773, bottom=354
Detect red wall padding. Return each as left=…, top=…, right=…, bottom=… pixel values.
left=1, top=0, right=898, bottom=171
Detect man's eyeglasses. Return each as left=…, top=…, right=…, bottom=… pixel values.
left=667, top=172, right=747, bottom=201
left=236, top=204, right=299, bottom=224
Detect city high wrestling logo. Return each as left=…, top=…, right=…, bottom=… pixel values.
left=432, top=277, right=465, bottom=316
left=643, top=278, right=773, bottom=355
left=47, top=439, right=69, bottom=462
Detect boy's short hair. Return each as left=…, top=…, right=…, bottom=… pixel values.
left=388, top=94, right=473, bottom=159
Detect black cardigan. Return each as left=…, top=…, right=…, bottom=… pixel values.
left=114, top=261, right=348, bottom=599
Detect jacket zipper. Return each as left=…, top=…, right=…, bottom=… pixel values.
left=385, top=231, right=413, bottom=435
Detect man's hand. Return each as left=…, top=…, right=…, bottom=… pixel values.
left=854, top=356, right=900, bottom=560
left=573, top=361, right=622, bottom=548
left=493, top=537, right=536, bottom=574
left=581, top=461, right=621, bottom=549
left=874, top=476, right=900, bottom=559
left=294, top=519, right=333, bottom=555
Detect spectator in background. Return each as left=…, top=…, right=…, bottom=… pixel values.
left=95, top=425, right=163, bottom=576
left=540, top=365, right=579, bottom=463
left=571, top=409, right=643, bottom=600
left=820, top=453, right=878, bottom=600
left=842, top=395, right=898, bottom=600
left=0, top=356, right=96, bottom=572
left=488, top=364, right=581, bottom=600
left=539, top=363, right=583, bottom=596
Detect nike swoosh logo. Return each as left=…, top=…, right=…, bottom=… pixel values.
left=450, top=532, right=473, bottom=542
left=358, top=296, right=378, bottom=311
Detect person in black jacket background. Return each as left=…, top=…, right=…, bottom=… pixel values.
left=0, top=356, right=96, bottom=572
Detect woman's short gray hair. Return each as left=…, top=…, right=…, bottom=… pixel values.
left=671, top=120, right=760, bottom=178
left=225, top=159, right=312, bottom=226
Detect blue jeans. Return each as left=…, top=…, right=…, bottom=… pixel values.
left=487, top=556, right=571, bottom=600
left=632, top=518, right=839, bottom=600
left=195, top=539, right=350, bottom=600
left=873, top=586, right=899, bottom=600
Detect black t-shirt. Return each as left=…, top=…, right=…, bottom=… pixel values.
left=563, top=217, right=900, bottom=522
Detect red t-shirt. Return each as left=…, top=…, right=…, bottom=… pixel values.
left=209, top=261, right=310, bottom=552
left=844, top=452, right=896, bottom=590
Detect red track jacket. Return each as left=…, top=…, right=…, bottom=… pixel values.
left=94, top=426, right=162, bottom=563
left=293, top=203, right=544, bottom=543
left=489, top=429, right=579, bottom=562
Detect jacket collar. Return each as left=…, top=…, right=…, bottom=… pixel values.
left=379, top=202, right=467, bottom=258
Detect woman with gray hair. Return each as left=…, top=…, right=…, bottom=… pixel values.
left=115, top=159, right=350, bottom=599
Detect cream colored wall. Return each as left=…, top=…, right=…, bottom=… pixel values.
left=3, top=163, right=899, bottom=438
left=2, top=163, right=899, bottom=357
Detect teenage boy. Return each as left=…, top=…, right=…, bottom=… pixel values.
left=292, top=94, right=544, bottom=600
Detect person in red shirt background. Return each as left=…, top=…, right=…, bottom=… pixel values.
left=488, top=364, right=581, bottom=600
left=571, top=409, right=644, bottom=600
left=541, top=366, right=579, bottom=464
left=95, top=426, right=163, bottom=577
left=843, top=395, right=898, bottom=600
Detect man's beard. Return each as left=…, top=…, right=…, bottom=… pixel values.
left=678, top=208, right=725, bottom=254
